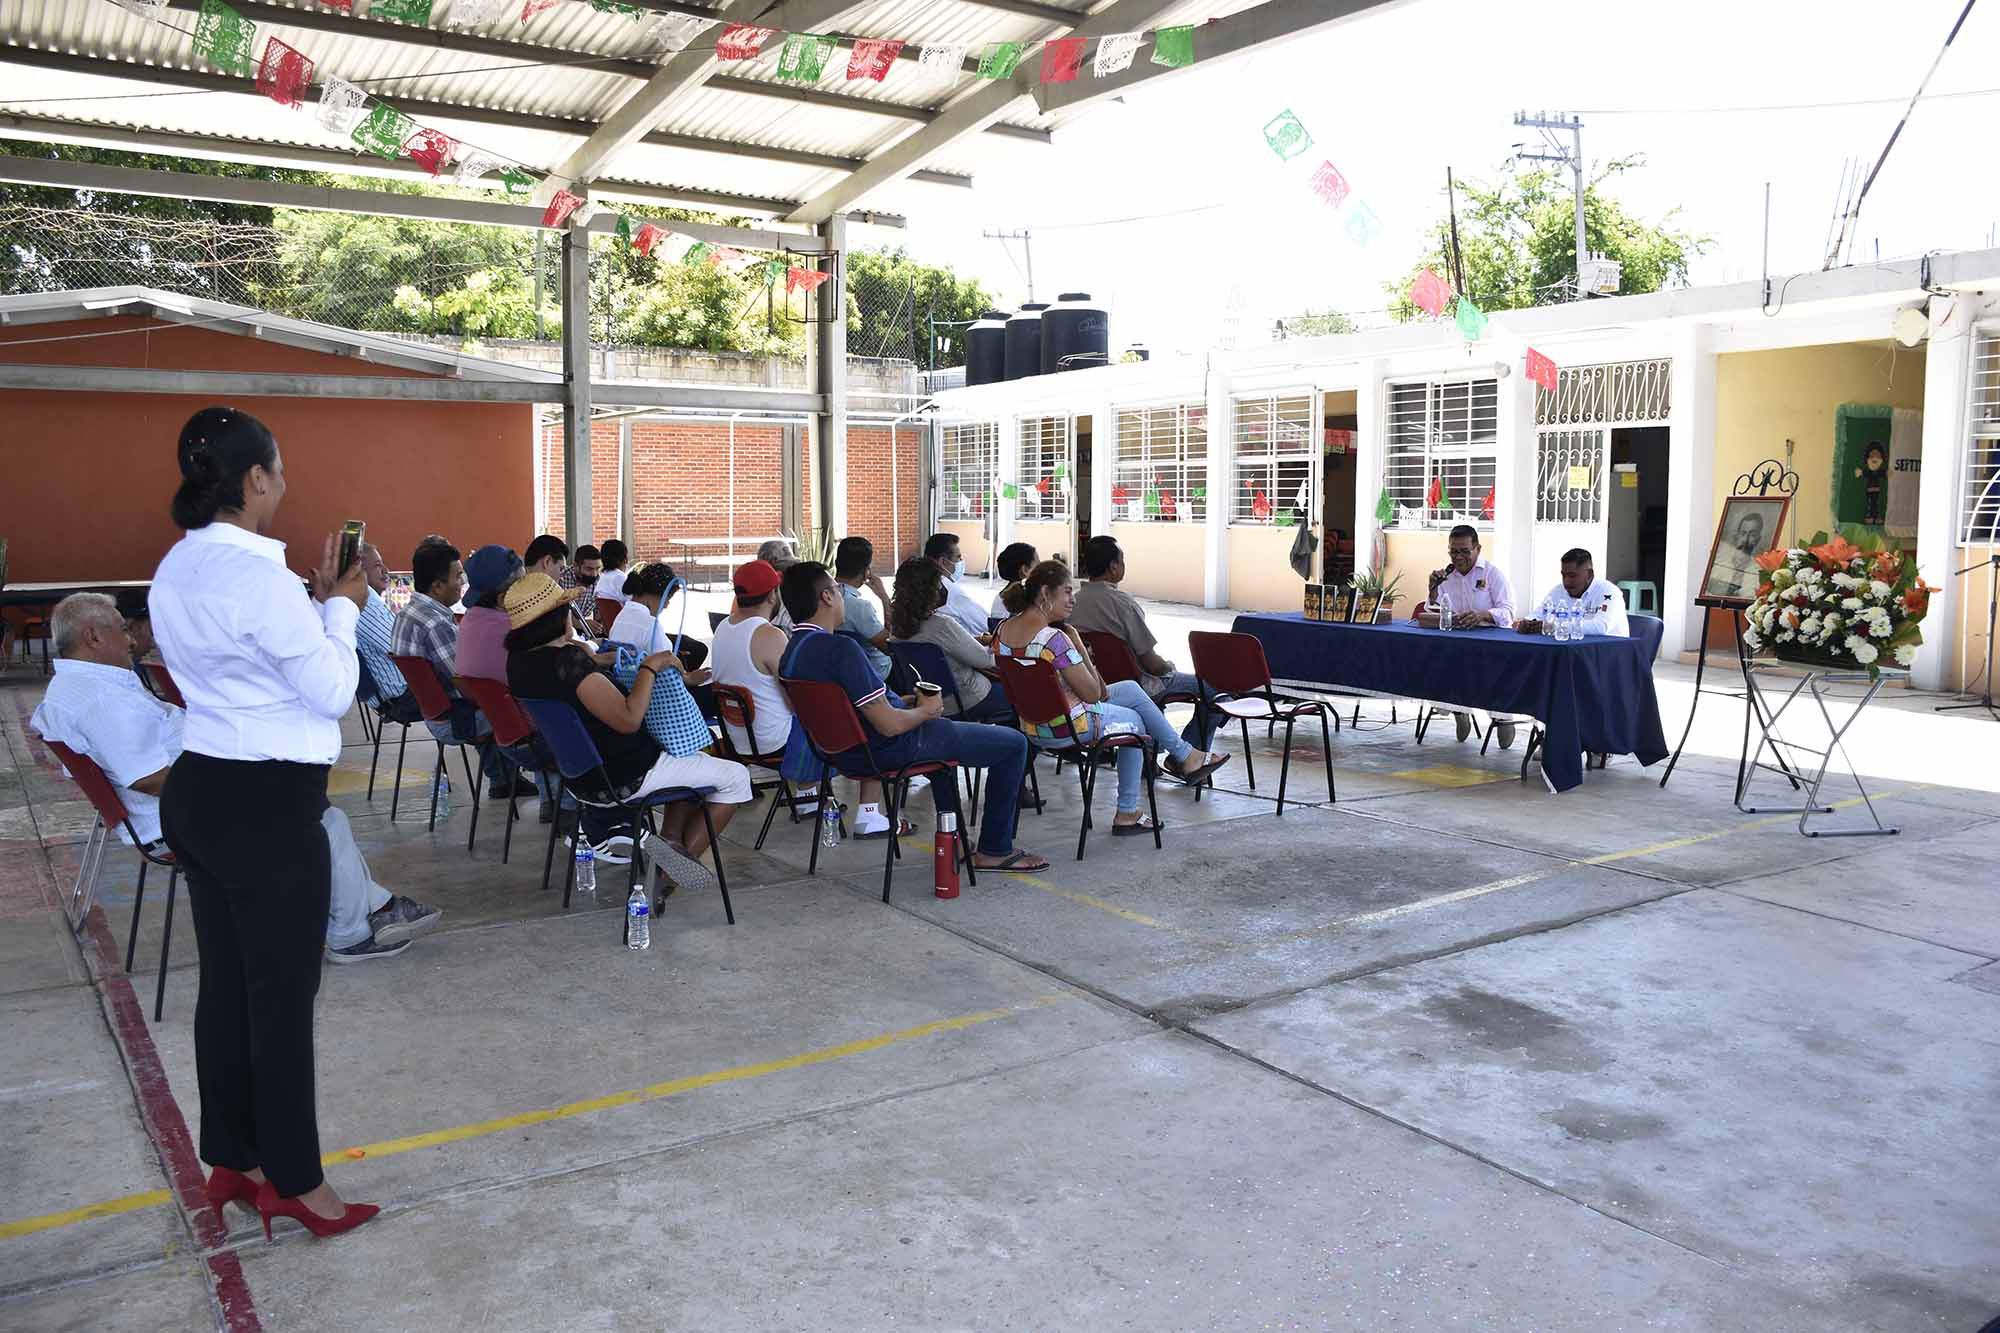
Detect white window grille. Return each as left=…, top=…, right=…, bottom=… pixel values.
left=1016, top=417, right=1073, bottom=521
left=1231, top=392, right=1315, bottom=525
left=1961, top=332, right=2000, bottom=545
left=1382, top=378, right=1499, bottom=529
left=1112, top=402, right=1207, bottom=522
left=938, top=422, right=997, bottom=519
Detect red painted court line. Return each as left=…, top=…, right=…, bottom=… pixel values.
left=81, top=906, right=262, bottom=1332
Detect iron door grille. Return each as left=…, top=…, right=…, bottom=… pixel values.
left=1382, top=378, right=1499, bottom=528
left=1536, top=430, right=1605, bottom=524
left=1231, top=392, right=1315, bottom=525
left=1016, top=417, right=1073, bottom=521
left=1535, top=358, right=1672, bottom=426
left=1113, top=402, right=1207, bottom=523
left=1964, top=332, right=2000, bottom=545
left=939, top=422, right=997, bottom=519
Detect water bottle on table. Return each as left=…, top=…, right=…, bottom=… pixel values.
left=1436, top=591, right=1453, bottom=632
left=626, top=885, right=650, bottom=950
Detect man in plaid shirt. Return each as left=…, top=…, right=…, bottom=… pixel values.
left=391, top=540, right=531, bottom=799
left=567, top=544, right=602, bottom=628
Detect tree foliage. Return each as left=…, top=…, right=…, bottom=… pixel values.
left=845, top=246, right=992, bottom=367
left=1387, top=156, right=1707, bottom=318
left=1275, top=308, right=1356, bottom=338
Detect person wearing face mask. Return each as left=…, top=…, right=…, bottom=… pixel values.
left=923, top=532, right=992, bottom=638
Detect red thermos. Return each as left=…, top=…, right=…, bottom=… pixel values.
left=934, top=811, right=961, bottom=899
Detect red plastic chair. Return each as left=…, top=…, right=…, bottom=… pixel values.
left=1187, top=631, right=1337, bottom=814
left=42, top=740, right=179, bottom=1021
left=712, top=683, right=826, bottom=851
left=389, top=655, right=482, bottom=834
left=991, top=654, right=1162, bottom=861
left=456, top=675, right=562, bottom=875
left=1079, top=630, right=1210, bottom=801
left=592, top=596, right=625, bottom=638
left=139, top=661, right=186, bottom=709
left=2, top=604, right=53, bottom=674
left=779, top=676, right=975, bottom=904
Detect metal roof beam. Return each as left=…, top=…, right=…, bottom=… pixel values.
left=0, top=48, right=969, bottom=190
left=0, top=362, right=827, bottom=413
left=0, top=146, right=844, bottom=245
left=1032, top=0, right=1412, bottom=115
left=704, top=75, right=1048, bottom=143
left=784, top=0, right=1181, bottom=225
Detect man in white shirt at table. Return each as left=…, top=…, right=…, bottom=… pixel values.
left=1417, top=524, right=1521, bottom=747
left=31, top=592, right=442, bottom=962
left=1515, top=548, right=1630, bottom=639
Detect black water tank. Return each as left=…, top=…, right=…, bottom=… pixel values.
left=1041, top=292, right=1109, bottom=374
left=1004, top=302, right=1049, bottom=381
left=964, top=310, right=1010, bottom=387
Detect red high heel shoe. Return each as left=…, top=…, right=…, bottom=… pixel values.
left=204, top=1167, right=261, bottom=1212
left=253, top=1181, right=380, bottom=1242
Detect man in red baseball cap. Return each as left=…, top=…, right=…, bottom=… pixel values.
left=709, top=559, right=831, bottom=817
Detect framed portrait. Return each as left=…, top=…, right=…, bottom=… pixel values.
left=1701, top=495, right=1790, bottom=605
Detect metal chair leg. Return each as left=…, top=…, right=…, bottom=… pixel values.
left=1277, top=716, right=1297, bottom=815
left=807, top=764, right=831, bottom=878
left=1144, top=743, right=1163, bottom=849
left=68, top=817, right=105, bottom=930
left=125, top=859, right=148, bottom=972
left=700, top=803, right=734, bottom=924
left=366, top=713, right=385, bottom=801
left=391, top=724, right=411, bottom=821
left=1073, top=747, right=1096, bottom=862
left=501, top=779, right=519, bottom=864
left=753, top=779, right=786, bottom=850
left=879, top=780, right=899, bottom=903
left=153, top=867, right=178, bottom=1023
left=1239, top=717, right=1257, bottom=789
left=426, top=743, right=446, bottom=833
left=542, top=779, right=566, bottom=892
left=1320, top=708, right=1336, bottom=803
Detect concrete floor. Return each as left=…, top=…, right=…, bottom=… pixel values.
left=2, top=601, right=1996, bottom=1331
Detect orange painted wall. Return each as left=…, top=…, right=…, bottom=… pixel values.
left=0, top=318, right=535, bottom=581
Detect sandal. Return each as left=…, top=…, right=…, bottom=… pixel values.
left=972, top=850, right=1051, bottom=873
left=1174, top=753, right=1231, bottom=786
left=1111, top=817, right=1161, bottom=837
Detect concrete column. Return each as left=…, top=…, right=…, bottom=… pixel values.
left=813, top=215, right=848, bottom=539
left=1496, top=358, right=1537, bottom=582
left=1913, top=292, right=1983, bottom=690
left=995, top=413, right=1020, bottom=553
left=560, top=224, right=592, bottom=548
left=1088, top=390, right=1117, bottom=542
left=617, top=417, right=635, bottom=550
left=1664, top=322, right=1717, bottom=655
left=1350, top=358, right=1387, bottom=579
left=1203, top=364, right=1232, bottom=607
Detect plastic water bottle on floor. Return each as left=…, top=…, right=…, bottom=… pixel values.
left=433, top=772, right=451, bottom=821
left=626, top=885, right=650, bottom=950
left=575, top=843, right=596, bottom=896
left=821, top=800, right=842, bottom=848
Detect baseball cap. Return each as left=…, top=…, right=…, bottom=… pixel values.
left=732, top=559, right=781, bottom=598
left=464, top=544, right=521, bottom=606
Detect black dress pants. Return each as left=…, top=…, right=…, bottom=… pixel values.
left=160, top=752, right=332, bottom=1198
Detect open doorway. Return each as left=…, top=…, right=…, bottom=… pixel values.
left=1607, top=427, right=1670, bottom=609
left=1074, top=414, right=1093, bottom=564
left=1322, top=391, right=1358, bottom=583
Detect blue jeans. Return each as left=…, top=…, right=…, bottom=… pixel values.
left=829, top=719, right=1029, bottom=858
left=1037, top=680, right=1194, bottom=815
left=430, top=700, right=551, bottom=798
left=1151, top=671, right=1229, bottom=750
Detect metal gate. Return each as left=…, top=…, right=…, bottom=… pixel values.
left=1531, top=359, right=1671, bottom=584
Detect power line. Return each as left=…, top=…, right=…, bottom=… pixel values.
left=1579, top=83, right=2000, bottom=116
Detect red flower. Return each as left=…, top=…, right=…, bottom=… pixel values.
left=1903, top=588, right=1929, bottom=614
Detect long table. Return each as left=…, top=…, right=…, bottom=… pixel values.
left=0, top=579, right=152, bottom=608
left=1229, top=614, right=1669, bottom=793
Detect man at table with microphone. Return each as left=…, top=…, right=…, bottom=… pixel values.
left=1417, top=525, right=1521, bottom=748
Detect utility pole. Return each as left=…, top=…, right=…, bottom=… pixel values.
left=983, top=228, right=1034, bottom=302
left=1514, top=110, right=1587, bottom=299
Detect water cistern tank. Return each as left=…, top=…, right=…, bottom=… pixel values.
left=1041, top=292, right=1109, bottom=374
left=964, top=310, right=1010, bottom=387
left=1004, top=302, right=1050, bottom=381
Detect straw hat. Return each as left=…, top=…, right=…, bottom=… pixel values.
left=501, top=571, right=578, bottom=629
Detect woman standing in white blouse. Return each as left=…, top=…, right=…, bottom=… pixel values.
left=151, top=407, right=377, bottom=1242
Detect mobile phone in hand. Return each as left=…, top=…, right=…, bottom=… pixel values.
left=337, top=520, right=366, bottom=576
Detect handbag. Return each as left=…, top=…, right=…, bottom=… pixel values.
left=609, top=635, right=712, bottom=758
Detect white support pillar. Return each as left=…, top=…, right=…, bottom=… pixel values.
left=1665, top=322, right=1718, bottom=655
left=1089, top=401, right=1115, bottom=545
left=560, top=224, right=592, bottom=549
left=1496, top=355, right=1537, bottom=581
left=1203, top=363, right=1232, bottom=608
left=1914, top=292, right=1983, bottom=691
left=813, top=215, right=848, bottom=539
left=617, top=416, right=635, bottom=550
left=1350, top=358, right=1387, bottom=578
left=995, top=413, right=1020, bottom=553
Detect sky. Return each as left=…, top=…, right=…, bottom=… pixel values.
left=860, top=0, right=2000, bottom=358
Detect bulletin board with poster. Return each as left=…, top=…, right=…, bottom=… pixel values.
left=1831, top=404, right=1921, bottom=540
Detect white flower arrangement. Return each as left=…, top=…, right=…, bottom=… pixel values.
left=1740, top=531, right=1932, bottom=678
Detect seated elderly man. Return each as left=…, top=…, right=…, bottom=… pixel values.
left=31, top=594, right=440, bottom=962
left=1515, top=548, right=1631, bottom=639
left=1418, top=524, right=1521, bottom=747
left=352, top=543, right=422, bottom=725
left=1067, top=535, right=1227, bottom=750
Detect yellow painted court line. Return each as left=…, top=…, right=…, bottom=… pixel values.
left=1386, top=762, right=1514, bottom=789
left=0, top=1188, right=172, bottom=1241
left=898, top=835, right=1209, bottom=941
left=1582, top=785, right=1926, bottom=866
left=0, top=995, right=1068, bottom=1242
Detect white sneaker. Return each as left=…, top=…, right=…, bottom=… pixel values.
left=567, top=833, right=633, bottom=865
left=906, top=774, right=930, bottom=795
left=851, top=807, right=892, bottom=838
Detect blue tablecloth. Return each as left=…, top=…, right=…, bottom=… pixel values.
left=1229, top=614, right=1669, bottom=793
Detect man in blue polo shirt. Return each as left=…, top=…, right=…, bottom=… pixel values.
left=777, top=561, right=1048, bottom=874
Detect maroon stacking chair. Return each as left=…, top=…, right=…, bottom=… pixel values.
left=389, top=655, right=483, bottom=833
left=1187, top=630, right=1337, bottom=815
left=712, top=683, right=829, bottom=851
left=456, top=675, right=562, bottom=875
left=139, top=661, right=186, bottom=709
left=2, top=604, right=53, bottom=674
left=779, top=676, right=975, bottom=904
left=43, top=740, right=178, bottom=1021
left=1080, top=630, right=1209, bottom=801
left=592, top=596, right=625, bottom=639
left=991, top=654, right=1162, bottom=861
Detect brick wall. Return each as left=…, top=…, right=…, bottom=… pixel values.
left=534, top=418, right=930, bottom=571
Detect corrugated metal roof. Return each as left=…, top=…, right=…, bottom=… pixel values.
left=0, top=0, right=1261, bottom=222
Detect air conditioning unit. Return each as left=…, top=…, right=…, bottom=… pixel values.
left=1579, top=255, right=1622, bottom=296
